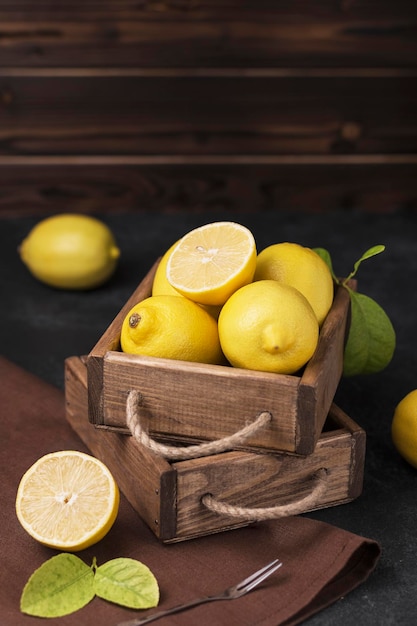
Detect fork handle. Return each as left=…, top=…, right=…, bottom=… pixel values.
left=116, top=595, right=222, bottom=625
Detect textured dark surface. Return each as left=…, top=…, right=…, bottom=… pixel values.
left=1, top=210, right=417, bottom=624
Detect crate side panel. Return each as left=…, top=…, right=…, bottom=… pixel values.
left=297, top=283, right=351, bottom=453
left=173, top=428, right=357, bottom=538
left=102, top=353, right=300, bottom=453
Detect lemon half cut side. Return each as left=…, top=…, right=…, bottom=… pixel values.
left=15, top=450, right=120, bottom=551
left=166, top=221, right=257, bottom=306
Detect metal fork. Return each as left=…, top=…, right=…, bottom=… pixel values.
left=116, top=558, right=283, bottom=625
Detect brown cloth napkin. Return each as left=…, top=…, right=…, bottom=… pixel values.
left=0, top=356, right=380, bottom=626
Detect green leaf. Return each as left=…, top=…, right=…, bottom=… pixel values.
left=20, top=553, right=95, bottom=618
left=343, top=245, right=385, bottom=284
left=313, top=247, right=337, bottom=281
left=94, top=557, right=160, bottom=609
left=343, top=290, right=396, bottom=377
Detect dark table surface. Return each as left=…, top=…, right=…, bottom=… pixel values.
left=1, top=210, right=416, bottom=625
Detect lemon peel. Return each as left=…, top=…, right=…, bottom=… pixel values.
left=19, top=213, right=120, bottom=290
left=121, top=295, right=224, bottom=365
left=218, top=279, right=319, bottom=374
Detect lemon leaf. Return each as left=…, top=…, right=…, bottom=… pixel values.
left=343, top=290, right=396, bottom=377
left=94, top=557, right=160, bottom=609
left=313, top=247, right=338, bottom=281
left=20, top=553, right=95, bottom=618
left=343, top=245, right=385, bottom=284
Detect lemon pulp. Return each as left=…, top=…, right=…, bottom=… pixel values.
left=166, top=221, right=257, bottom=306
left=15, top=450, right=120, bottom=551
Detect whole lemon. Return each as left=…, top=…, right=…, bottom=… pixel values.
left=19, top=213, right=120, bottom=290
left=218, top=279, right=319, bottom=374
left=152, top=242, right=182, bottom=298
left=392, top=389, right=417, bottom=469
left=120, top=295, right=224, bottom=364
left=254, top=242, right=334, bottom=326
left=152, top=241, right=222, bottom=318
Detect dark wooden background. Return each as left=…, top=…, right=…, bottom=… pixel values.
left=1, top=1, right=416, bottom=215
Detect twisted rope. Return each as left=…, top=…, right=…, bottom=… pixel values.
left=201, top=468, right=328, bottom=521
left=126, top=389, right=272, bottom=460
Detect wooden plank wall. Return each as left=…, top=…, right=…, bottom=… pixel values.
left=0, top=1, right=416, bottom=215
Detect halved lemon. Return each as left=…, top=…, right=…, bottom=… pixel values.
left=15, top=450, right=120, bottom=551
left=166, top=221, right=257, bottom=306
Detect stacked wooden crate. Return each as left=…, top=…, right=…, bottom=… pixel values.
left=65, top=259, right=366, bottom=543
left=1, top=1, right=416, bottom=215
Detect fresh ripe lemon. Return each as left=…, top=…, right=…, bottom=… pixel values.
left=254, top=242, right=334, bottom=326
left=218, top=279, right=319, bottom=374
left=15, top=450, right=120, bottom=551
left=19, top=213, right=120, bottom=290
left=152, top=241, right=183, bottom=298
left=166, top=221, right=257, bottom=306
left=392, top=390, right=417, bottom=469
left=120, top=295, right=224, bottom=364
left=152, top=241, right=221, bottom=318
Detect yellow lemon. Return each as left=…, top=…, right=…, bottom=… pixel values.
left=254, top=242, right=334, bottom=325
left=120, top=295, right=223, bottom=364
left=392, top=389, right=417, bottom=469
left=166, top=221, right=257, bottom=306
left=152, top=241, right=221, bottom=318
left=15, top=450, right=120, bottom=551
left=218, top=279, right=319, bottom=374
left=152, top=242, right=182, bottom=298
left=19, top=213, right=120, bottom=290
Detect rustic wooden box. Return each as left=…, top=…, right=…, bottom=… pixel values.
left=66, top=355, right=365, bottom=543
left=87, top=260, right=351, bottom=456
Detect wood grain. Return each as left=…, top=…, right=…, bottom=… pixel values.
left=1, top=1, right=416, bottom=214
left=66, top=355, right=365, bottom=542
left=1, top=2, right=416, bottom=69
left=1, top=75, right=415, bottom=156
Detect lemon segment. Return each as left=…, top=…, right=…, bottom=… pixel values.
left=254, top=242, right=334, bottom=325
left=121, top=295, right=224, bottom=365
left=392, top=389, right=417, bottom=469
left=166, top=221, right=257, bottom=306
left=19, top=213, right=120, bottom=290
left=15, top=451, right=120, bottom=551
left=218, top=280, right=319, bottom=374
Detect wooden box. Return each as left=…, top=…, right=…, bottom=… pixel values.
left=87, top=261, right=351, bottom=456
left=66, top=356, right=365, bottom=543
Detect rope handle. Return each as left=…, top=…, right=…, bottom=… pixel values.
left=202, top=468, right=328, bottom=521
left=126, top=389, right=272, bottom=460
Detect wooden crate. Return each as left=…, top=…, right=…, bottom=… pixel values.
left=66, top=355, right=365, bottom=543
left=87, top=261, right=351, bottom=456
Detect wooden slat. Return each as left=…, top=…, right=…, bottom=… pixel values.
left=1, top=74, right=416, bottom=156
left=0, top=158, right=416, bottom=215
left=0, top=1, right=416, bottom=68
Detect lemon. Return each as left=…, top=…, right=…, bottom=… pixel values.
left=15, top=450, right=120, bottom=551
left=152, top=241, right=222, bottom=318
left=392, top=389, right=417, bottom=469
left=166, top=221, right=257, bottom=306
left=120, top=294, right=224, bottom=364
left=254, top=242, right=334, bottom=325
left=19, top=213, right=120, bottom=290
left=218, top=279, right=319, bottom=374
left=152, top=241, right=183, bottom=298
